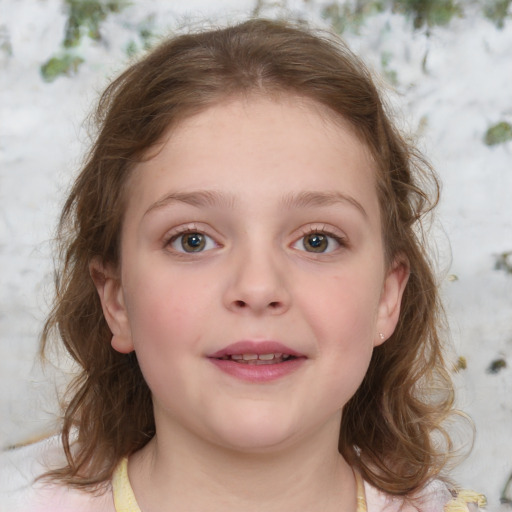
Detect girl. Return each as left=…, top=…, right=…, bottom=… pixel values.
left=1, top=18, right=485, bottom=512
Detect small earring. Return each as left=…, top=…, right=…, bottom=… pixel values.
left=379, top=332, right=385, bottom=341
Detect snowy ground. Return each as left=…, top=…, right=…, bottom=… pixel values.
left=1, top=0, right=511, bottom=509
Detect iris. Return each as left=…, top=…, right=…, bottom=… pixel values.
left=304, top=233, right=328, bottom=253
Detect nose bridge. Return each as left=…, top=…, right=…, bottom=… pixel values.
left=224, top=235, right=290, bottom=314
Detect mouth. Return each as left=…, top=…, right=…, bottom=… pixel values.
left=214, top=353, right=297, bottom=365
left=207, top=341, right=305, bottom=382
left=208, top=340, right=304, bottom=361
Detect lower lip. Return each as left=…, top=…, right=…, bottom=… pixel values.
left=209, top=358, right=305, bottom=382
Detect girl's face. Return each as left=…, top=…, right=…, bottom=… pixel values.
left=96, top=96, right=408, bottom=452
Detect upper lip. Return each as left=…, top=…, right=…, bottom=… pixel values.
left=208, top=341, right=304, bottom=359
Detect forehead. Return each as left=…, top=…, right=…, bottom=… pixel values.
left=125, top=95, right=379, bottom=221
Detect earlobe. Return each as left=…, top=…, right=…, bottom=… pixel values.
left=89, top=258, right=134, bottom=354
left=375, top=257, right=410, bottom=346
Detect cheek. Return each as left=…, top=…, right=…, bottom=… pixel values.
left=124, top=261, right=211, bottom=338
left=295, top=270, right=382, bottom=406
left=299, top=271, right=382, bottom=342
left=122, top=281, right=202, bottom=404
left=120, top=260, right=222, bottom=383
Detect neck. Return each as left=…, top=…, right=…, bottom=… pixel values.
left=128, top=418, right=356, bottom=512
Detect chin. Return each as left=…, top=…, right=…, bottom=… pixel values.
left=208, top=409, right=301, bottom=454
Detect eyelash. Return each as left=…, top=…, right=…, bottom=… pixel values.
left=293, top=226, right=348, bottom=254
left=163, top=225, right=348, bottom=255
left=164, top=225, right=219, bottom=254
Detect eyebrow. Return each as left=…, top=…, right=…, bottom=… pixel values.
left=144, top=189, right=367, bottom=218
left=281, top=191, right=368, bottom=219
left=144, top=190, right=236, bottom=216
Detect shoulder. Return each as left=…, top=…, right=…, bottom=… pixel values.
left=0, top=436, right=115, bottom=512
left=364, top=478, right=486, bottom=512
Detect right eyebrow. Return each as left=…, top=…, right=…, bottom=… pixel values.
left=280, top=190, right=368, bottom=220
left=143, top=190, right=236, bottom=217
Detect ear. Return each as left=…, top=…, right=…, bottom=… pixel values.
left=90, top=257, right=134, bottom=354
left=374, top=256, right=410, bottom=347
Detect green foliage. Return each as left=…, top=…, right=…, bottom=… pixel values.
left=484, top=121, right=512, bottom=146
left=453, top=355, right=467, bottom=372
left=483, top=0, right=511, bottom=28
left=63, top=0, right=127, bottom=47
left=138, top=18, right=159, bottom=50
left=125, top=18, right=159, bottom=57
left=392, top=0, right=462, bottom=29
left=322, top=1, right=385, bottom=34
left=0, top=26, right=12, bottom=57
left=39, top=0, right=128, bottom=82
left=125, top=39, right=138, bottom=57
left=321, top=3, right=349, bottom=34
left=252, top=0, right=295, bottom=18
left=40, top=53, right=84, bottom=82
left=487, top=358, right=507, bottom=374
left=494, top=251, right=512, bottom=274
left=380, top=51, right=398, bottom=85
left=321, top=0, right=463, bottom=33
left=502, top=472, right=512, bottom=505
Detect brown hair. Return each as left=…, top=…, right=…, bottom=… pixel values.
left=41, top=18, right=456, bottom=495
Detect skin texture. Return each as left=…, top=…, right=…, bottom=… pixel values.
left=93, top=96, right=409, bottom=512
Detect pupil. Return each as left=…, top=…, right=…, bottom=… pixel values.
left=182, top=233, right=205, bottom=252
left=305, top=233, right=327, bottom=252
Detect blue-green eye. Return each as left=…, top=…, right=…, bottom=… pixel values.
left=294, top=232, right=342, bottom=253
left=170, top=232, right=217, bottom=253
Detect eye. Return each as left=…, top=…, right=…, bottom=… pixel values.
left=293, top=231, right=344, bottom=254
left=169, top=231, right=217, bottom=253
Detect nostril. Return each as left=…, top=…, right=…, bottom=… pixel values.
left=229, top=298, right=287, bottom=313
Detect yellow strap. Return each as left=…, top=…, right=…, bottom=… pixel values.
left=112, top=458, right=141, bottom=512
left=354, top=470, right=368, bottom=512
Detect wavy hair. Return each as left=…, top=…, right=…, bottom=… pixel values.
left=41, top=18, right=456, bottom=494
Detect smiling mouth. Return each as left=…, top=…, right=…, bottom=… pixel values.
left=215, top=353, right=296, bottom=365
left=209, top=343, right=305, bottom=381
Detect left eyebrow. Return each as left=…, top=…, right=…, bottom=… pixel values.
left=280, top=191, right=368, bottom=219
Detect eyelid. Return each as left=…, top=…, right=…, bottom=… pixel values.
left=163, top=223, right=221, bottom=253
left=291, top=224, right=349, bottom=253
left=296, top=224, right=348, bottom=242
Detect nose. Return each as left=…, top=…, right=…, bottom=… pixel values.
left=223, top=247, right=291, bottom=316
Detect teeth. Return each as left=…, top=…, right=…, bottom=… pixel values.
left=224, top=352, right=293, bottom=363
